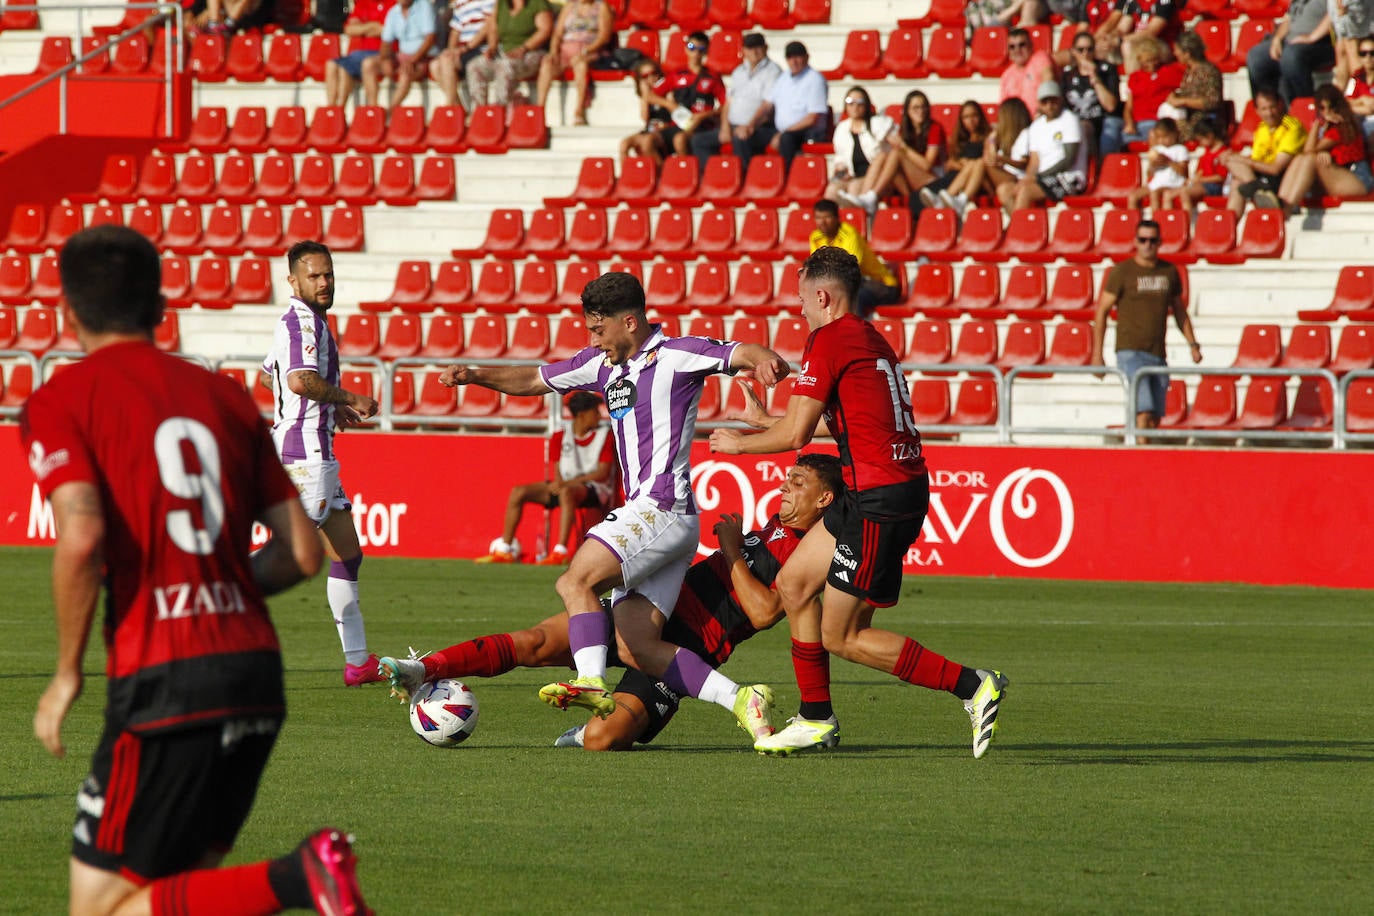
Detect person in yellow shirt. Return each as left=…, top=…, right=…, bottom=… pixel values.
left=808, top=199, right=901, bottom=317
left=1219, top=88, right=1309, bottom=215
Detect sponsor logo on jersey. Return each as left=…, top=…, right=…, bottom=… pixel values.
left=768, top=528, right=786, bottom=543
left=27, top=441, right=70, bottom=481
left=605, top=377, right=637, bottom=418
left=796, top=361, right=817, bottom=387
left=832, top=549, right=858, bottom=571
left=834, top=569, right=851, bottom=583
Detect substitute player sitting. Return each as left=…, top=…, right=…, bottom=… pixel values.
left=382, top=452, right=841, bottom=749
left=438, top=271, right=790, bottom=738
left=477, top=391, right=617, bottom=565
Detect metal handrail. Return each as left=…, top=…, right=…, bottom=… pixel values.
left=1004, top=364, right=1130, bottom=442
left=0, top=348, right=40, bottom=418
left=0, top=3, right=182, bottom=136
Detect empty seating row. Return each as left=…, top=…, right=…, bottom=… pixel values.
left=901, top=0, right=1283, bottom=28
left=1227, top=322, right=1374, bottom=375
left=617, top=0, right=830, bottom=32
left=1299, top=266, right=1374, bottom=322
left=175, top=104, right=544, bottom=156
left=547, top=154, right=827, bottom=210
left=0, top=305, right=179, bottom=353
left=338, top=311, right=594, bottom=361
left=83, top=151, right=454, bottom=207
left=1158, top=375, right=1374, bottom=434
left=5, top=201, right=365, bottom=255
left=160, top=255, right=274, bottom=308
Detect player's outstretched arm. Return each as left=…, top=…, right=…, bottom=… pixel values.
left=728, top=344, right=790, bottom=387
left=710, top=391, right=826, bottom=455
left=252, top=498, right=324, bottom=596
left=714, top=514, right=786, bottom=630
left=37, top=481, right=105, bottom=758
left=439, top=363, right=552, bottom=397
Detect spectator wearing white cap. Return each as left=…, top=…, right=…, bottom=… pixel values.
left=998, top=80, right=1088, bottom=212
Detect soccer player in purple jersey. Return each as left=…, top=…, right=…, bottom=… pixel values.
left=423, top=272, right=791, bottom=743
left=260, top=241, right=386, bottom=687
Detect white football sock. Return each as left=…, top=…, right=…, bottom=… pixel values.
left=327, top=576, right=369, bottom=665
left=572, top=645, right=608, bottom=680
left=698, top=669, right=740, bottom=709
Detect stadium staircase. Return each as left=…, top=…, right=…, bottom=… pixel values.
left=0, top=0, right=1371, bottom=445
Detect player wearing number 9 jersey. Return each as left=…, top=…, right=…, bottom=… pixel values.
left=20, top=226, right=371, bottom=916
left=709, top=246, right=1008, bottom=759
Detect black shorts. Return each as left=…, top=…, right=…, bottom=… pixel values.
left=822, top=478, right=929, bottom=607
left=612, top=667, right=681, bottom=745
left=1037, top=171, right=1087, bottom=201
left=73, top=715, right=282, bottom=882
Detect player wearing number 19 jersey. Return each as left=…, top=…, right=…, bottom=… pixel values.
left=20, top=226, right=370, bottom=916
left=709, top=246, right=1008, bottom=758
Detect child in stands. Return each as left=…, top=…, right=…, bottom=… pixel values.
left=1128, top=118, right=1188, bottom=211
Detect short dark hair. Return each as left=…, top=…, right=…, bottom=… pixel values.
left=581, top=271, right=647, bottom=319
left=567, top=391, right=602, bottom=415
left=688, top=30, right=709, bottom=47
left=800, top=246, right=861, bottom=301
left=812, top=198, right=839, bottom=217
left=59, top=225, right=163, bottom=334
left=1008, top=27, right=1030, bottom=43
left=287, top=239, right=332, bottom=273
left=1192, top=118, right=1219, bottom=141
left=795, top=452, right=844, bottom=497
left=741, top=32, right=766, bottom=49
left=1253, top=88, right=1285, bottom=110
left=1137, top=218, right=1161, bottom=235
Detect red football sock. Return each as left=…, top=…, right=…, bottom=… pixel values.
left=150, top=862, right=281, bottom=916
left=791, top=639, right=830, bottom=704
left=428, top=633, right=517, bottom=679
left=892, top=637, right=961, bottom=693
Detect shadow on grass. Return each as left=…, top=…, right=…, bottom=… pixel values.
left=0, top=793, right=68, bottom=803
left=1008, top=738, right=1374, bottom=765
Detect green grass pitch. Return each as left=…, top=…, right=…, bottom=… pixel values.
left=1, top=546, right=1371, bottom=914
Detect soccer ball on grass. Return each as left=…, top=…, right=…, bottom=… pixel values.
left=409, top=678, right=480, bottom=747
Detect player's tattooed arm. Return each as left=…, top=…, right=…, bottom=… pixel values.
left=287, top=369, right=379, bottom=418
left=38, top=481, right=105, bottom=758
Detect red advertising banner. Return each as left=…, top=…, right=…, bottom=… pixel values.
left=1, top=425, right=1368, bottom=588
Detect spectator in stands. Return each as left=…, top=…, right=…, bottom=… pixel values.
left=432, top=0, right=495, bottom=108
left=885, top=90, right=949, bottom=214
left=709, top=33, right=783, bottom=169
left=193, top=0, right=268, bottom=35
left=999, top=81, right=1089, bottom=212
left=1090, top=217, right=1201, bottom=436
left=535, top=0, right=615, bottom=126
left=1276, top=84, right=1374, bottom=215
left=465, top=0, right=555, bottom=107
left=1329, top=0, right=1372, bottom=92
left=1345, top=33, right=1374, bottom=137
left=809, top=200, right=901, bottom=317
left=362, top=0, right=437, bottom=109
left=826, top=86, right=897, bottom=217
left=1121, top=36, right=1183, bottom=144
left=965, top=0, right=1049, bottom=30
left=919, top=100, right=992, bottom=216
left=1246, top=0, right=1334, bottom=105
left=1220, top=89, right=1309, bottom=215
left=1165, top=29, right=1224, bottom=142
left=1061, top=28, right=1123, bottom=155
left=324, top=0, right=393, bottom=107
left=1164, top=118, right=1228, bottom=217
left=999, top=27, right=1056, bottom=113
left=963, top=97, right=1032, bottom=211
left=476, top=392, right=616, bottom=565
left=1100, top=0, right=1185, bottom=73
left=620, top=59, right=672, bottom=165
left=646, top=31, right=726, bottom=163
left=1127, top=118, right=1188, bottom=211
left=748, top=41, right=830, bottom=174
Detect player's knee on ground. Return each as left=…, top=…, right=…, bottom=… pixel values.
left=581, top=715, right=637, bottom=751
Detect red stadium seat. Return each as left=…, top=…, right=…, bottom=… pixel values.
left=914, top=207, right=959, bottom=261
left=336, top=155, right=377, bottom=204
left=522, top=207, right=568, bottom=260
left=550, top=313, right=589, bottom=359
left=997, top=320, right=1046, bottom=371
left=1044, top=265, right=1096, bottom=320
left=614, top=155, right=658, bottom=204
left=153, top=310, right=180, bottom=352
left=455, top=208, right=524, bottom=259
left=1347, top=378, right=1374, bottom=432
left=465, top=314, right=509, bottom=359
left=266, top=106, right=308, bottom=153
left=215, top=153, right=258, bottom=202
left=766, top=316, right=807, bottom=363
left=996, top=208, right=1049, bottom=262
left=910, top=378, right=951, bottom=426
left=687, top=262, right=731, bottom=314
left=950, top=378, right=998, bottom=425
left=467, top=105, right=508, bottom=153
left=706, top=29, right=743, bottom=74
left=473, top=261, right=517, bottom=312
left=378, top=155, right=418, bottom=206
left=420, top=156, right=457, bottom=202
left=951, top=318, right=999, bottom=366
left=780, top=208, right=816, bottom=259
left=87, top=205, right=121, bottom=230
left=189, top=257, right=233, bottom=308
left=1194, top=19, right=1232, bottom=71
left=422, top=314, right=465, bottom=356
left=202, top=204, right=245, bottom=255
left=86, top=153, right=139, bottom=202
left=1279, top=324, right=1332, bottom=370
left=695, top=209, right=738, bottom=261
left=264, top=32, right=303, bottom=81
left=1037, top=207, right=1095, bottom=262
left=871, top=317, right=908, bottom=361
left=415, top=371, right=459, bottom=416
left=1155, top=209, right=1192, bottom=261
left=1090, top=209, right=1141, bottom=262
left=306, top=105, right=348, bottom=153
left=345, top=105, right=388, bottom=153
left=1180, top=377, right=1237, bottom=429
left=160, top=256, right=191, bottom=306
left=16, top=305, right=58, bottom=353
left=430, top=261, right=474, bottom=314
left=1279, top=377, right=1333, bottom=431
left=870, top=208, right=915, bottom=260
left=825, top=29, right=883, bottom=80
left=1189, top=209, right=1238, bottom=263
left=1298, top=265, right=1374, bottom=321
left=726, top=262, right=775, bottom=313
left=1230, top=324, right=1283, bottom=371
left=687, top=314, right=725, bottom=340
left=959, top=208, right=1005, bottom=261
left=1090, top=153, right=1143, bottom=206
left=1043, top=320, right=1094, bottom=369
left=968, top=26, right=1008, bottom=76
left=547, top=157, right=616, bottom=207
left=661, top=30, right=690, bottom=73
left=28, top=255, right=61, bottom=305
left=186, top=106, right=229, bottom=152
left=776, top=154, right=828, bottom=206
left=507, top=314, right=551, bottom=359
left=41, top=203, right=83, bottom=249
left=952, top=267, right=1004, bottom=319
left=728, top=315, right=769, bottom=351
left=135, top=151, right=177, bottom=201
left=657, top=155, right=701, bottom=207
left=507, top=104, right=550, bottom=149
left=699, top=155, right=744, bottom=207
left=161, top=205, right=205, bottom=255
left=738, top=155, right=786, bottom=206
left=34, top=36, right=73, bottom=74
left=110, top=34, right=149, bottom=74
left=0, top=256, right=31, bottom=305
left=651, top=208, right=695, bottom=261
left=362, top=261, right=433, bottom=313
left=557, top=261, right=600, bottom=308
left=424, top=105, right=467, bottom=152
left=908, top=318, right=952, bottom=367
left=384, top=106, right=428, bottom=153
left=279, top=203, right=321, bottom=246
left=390, top=371, right=417, bottom=416
left=1233, top=210, right=1285, bottom=261
left=909, top=263, right=956, bottom=318
left=708, top=0, right=751, bottom=29
left=513, top=261, right=557, bottom=310
left=884, top=26, right=926, bottom=78
left=226, top=32, right=265, bottom=81
left=1, top=362, right=34, bottom=409
left=263, top=154, right=307, bottom=205
left=623, top=26, right=661, bottom=62
left=924, top=27, right=969, bottom=77
left=1002, top=265, right=1048, bottom=317
left=750, top=0, right=792, bottom=28
left=230, top=257, right=273, bottom=304
left=303, top=33, right=341, bottom=81
left=227, top=106, right=268, bottom=152
left=1228, top=19, right=1273, bottom=72
left=1236, top=377, right=1288, bottom=429
left=604, top=207, right=652, bottom=261
left=792, top=0, right=829, bottom=23
left=645, top=262, right=687, bottom=312
left=770, top=258, right=803, bottom=309
left=1332, top=325, right=1374, bottom=375
left=734, top=208, right=780, bottom=262
left=324, top=205, right=365, bottom=252
left=564, top=207, right=609, bottom=260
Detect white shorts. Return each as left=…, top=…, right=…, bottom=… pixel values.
left=587, top=495, right=699, bottom=618
left=283, top=457, right=350, bottom=525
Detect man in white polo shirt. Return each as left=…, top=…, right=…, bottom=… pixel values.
left=998, top=80, right=1088, bottom=213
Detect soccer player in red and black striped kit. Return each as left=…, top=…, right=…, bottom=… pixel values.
left=711, top=246, right=1009, bottom=757
left=379, top=452, right=841, bottom=750
left=21, top=226, right=372, bottom=915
